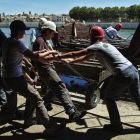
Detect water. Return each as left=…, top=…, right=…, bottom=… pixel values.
left=119, top=29, right=135, bottom=40
left=1, top=27, right=33, bottom=49
left=1, top=27, right=135, bottom=49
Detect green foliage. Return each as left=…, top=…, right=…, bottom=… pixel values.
left=69, top=5, right=140, bottom=22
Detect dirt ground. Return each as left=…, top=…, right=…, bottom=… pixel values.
left=0, top=92, right=140, bottom=140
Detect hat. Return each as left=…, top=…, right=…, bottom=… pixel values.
left=10, top=20, right=30, bottom=31
left=40, top=20, right=57, bottom=33
left=38, top=17, right=48, bottom=29
left=90, top=26, right=104, bottom=38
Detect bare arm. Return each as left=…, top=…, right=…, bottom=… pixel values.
left=60, top=49, right=88, bottom=58
left=116, top=34, right=126, bottom=40
left=23, top=49, right=57, bottom=61
left=62, top=54, right=93, bottom=63
left=23, top=57, right=32, bottom=68
left=43, top=48, right=89, bottom=61
left=23, top=49, right=39, bottom=60
left=24, top=71, right=35, bottom=85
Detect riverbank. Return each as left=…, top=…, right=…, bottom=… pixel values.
left=0, top=21, right=139, bottom=29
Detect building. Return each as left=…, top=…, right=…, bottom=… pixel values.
left=51, top=14, right=71, bottom=23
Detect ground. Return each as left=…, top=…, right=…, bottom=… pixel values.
left=0, top=92, right=140, bottom=140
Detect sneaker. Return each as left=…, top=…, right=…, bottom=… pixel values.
left=43, top=122, right=66, bottom=137
left=45, top=104, right=53, bottom=111
left=69, top=110, right=87, bottom=122
left=103, top=124, right=123, bottom=133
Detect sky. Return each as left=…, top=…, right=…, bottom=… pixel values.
left=0, top=0, right=140, bottom=15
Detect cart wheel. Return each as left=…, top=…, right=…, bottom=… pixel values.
left=85, top=89, right=100, bottom=109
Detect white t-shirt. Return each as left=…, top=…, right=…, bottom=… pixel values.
left=87, top=42, right=132, bottom=75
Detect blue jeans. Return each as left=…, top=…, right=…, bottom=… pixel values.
left=100, top=65, right=140, bottom=126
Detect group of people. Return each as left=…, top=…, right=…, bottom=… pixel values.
left=49, top=25, right=140, bottom=133
left=0, top=17, right=140, bottom=136
left=0, top=19, right=86, bottom=136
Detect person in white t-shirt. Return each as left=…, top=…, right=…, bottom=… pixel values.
left=45, top=25, right=140, bottom=133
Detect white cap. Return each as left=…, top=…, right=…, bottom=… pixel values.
left=38, top=18, right=48, bottom=28
left=40, top=17, right=48, bottom=23
left=40, top=20, right=57, bottom=33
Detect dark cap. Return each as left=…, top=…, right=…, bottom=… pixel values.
left=10, top=20, right=30, bottom=31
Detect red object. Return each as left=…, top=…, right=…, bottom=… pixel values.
left=90, top=26, right=104, bottom=38
left=115, top=23, right=123, bottom=30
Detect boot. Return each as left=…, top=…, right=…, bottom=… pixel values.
left=69, top=110, right=86, bottom=122
left=43, top=122, right=66, bottom=137
left=44, top=103, right=53, bottom=111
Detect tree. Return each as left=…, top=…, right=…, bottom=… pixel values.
left=69, top=6, right=81, bottom=20
left=69, top=5, right=140, bottom=22
left=126, top=5, right=138, bottom=21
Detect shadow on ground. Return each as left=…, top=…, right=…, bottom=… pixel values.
left=0, top=99, right=140, bottom=140
left=0, top=120, right=140, bottom=140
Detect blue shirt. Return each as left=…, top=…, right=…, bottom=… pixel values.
left=2, top=38, right=28, bottom=78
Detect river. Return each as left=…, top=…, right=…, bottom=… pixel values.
left=0, top=27, right=135, bottom=49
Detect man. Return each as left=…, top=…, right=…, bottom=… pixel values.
left=30, top=17, right=58, bottom=48
left=32, top=19, right=86, bottom=121
left=0, top=29, right=7, bottom=108
left=30, top=17, right=48, bottom=47
left=46, top=26, right=140, bottom=133
left=105, top=23, right=126, bottom=40
left=2, top=20, right=65, bottom=135
left=0, top=29, right=23, bottom=121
